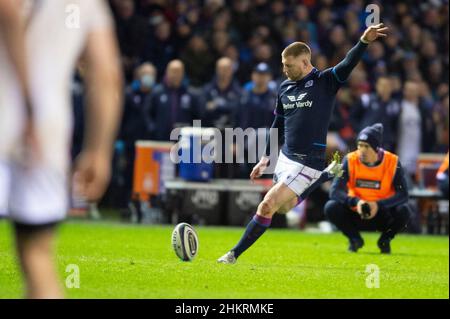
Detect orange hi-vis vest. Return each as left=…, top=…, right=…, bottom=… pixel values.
left=347, top=150, right=398, bottom=203
left=437, top=152, right=449, bottom=176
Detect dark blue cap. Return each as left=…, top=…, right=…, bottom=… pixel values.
left=254, top=62, right=271, bottom=74
left=358, top=123, right=384, bottom=151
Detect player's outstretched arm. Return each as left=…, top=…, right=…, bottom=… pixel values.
left=333, top=23, right=388, bottom=83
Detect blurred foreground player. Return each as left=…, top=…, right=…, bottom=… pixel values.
left=218, top=24, right=389, bottom=264
left=0, top=0, right=122, bottom=298
left=325, top=124, right=411, bottom=254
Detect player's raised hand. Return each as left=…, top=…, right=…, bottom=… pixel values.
left=250, top=156, right=270, bottom=181
left=361, top=23, right=388, bottom=43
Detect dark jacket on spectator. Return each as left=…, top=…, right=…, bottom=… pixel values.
left=119, top=86, right=152, bottom=143
left=238, top=87, right=277, bottom=130
left=149, top=83, right=201, bottom=141
left=201, top=79, right=242, bottom=129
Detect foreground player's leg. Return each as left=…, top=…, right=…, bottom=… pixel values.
left=14, top=223, right=62, bottom=298
left=218, top=182, right=297, bottom=264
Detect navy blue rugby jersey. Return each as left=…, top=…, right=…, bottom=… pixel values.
left=275, top=67, right=343, bottom=169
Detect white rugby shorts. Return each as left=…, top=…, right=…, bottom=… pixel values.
left=273, top=151, right=323, bottom=197
left=0, top=159, right=69, bottom=225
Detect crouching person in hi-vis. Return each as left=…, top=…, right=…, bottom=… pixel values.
left=325, top=123, right=411, bottom=254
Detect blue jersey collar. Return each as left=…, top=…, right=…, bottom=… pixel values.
left=297, top=67, right=317, bottom=83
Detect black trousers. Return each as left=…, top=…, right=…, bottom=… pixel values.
left=324, top=200, right=411, bottom=240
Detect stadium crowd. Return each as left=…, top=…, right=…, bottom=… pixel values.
left=72, top=0, right=448, bottom=209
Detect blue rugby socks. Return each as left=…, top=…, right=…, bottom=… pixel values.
left=231, top=214, right=272, bottom=259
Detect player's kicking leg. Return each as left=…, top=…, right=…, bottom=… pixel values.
left=218, top=152, right=343, bottom=264
left=218, top=181, right=298, bottom=264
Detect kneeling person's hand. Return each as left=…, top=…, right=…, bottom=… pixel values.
left=367, top=201, right=379, bottom=219
left=357, top=200, right=378, bottom=220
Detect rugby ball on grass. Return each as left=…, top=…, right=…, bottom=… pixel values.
left=171, top=223, right=199, bottom=261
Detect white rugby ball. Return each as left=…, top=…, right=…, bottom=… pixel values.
left=171, top=223, right=199, bottom=261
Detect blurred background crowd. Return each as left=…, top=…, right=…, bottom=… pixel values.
left=71, top=0, right=449, bottom=218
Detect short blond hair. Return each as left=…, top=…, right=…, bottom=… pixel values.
left=282, top=42, right=311, bottom=58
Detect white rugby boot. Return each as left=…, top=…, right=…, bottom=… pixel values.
left=324, top=160, right=343, bottom=178
left=324, top=150, right=344, bottom=178
left=217, top=251, right=237, bottom=264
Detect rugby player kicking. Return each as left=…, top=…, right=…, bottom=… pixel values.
left=218, top=23, right=388, bottom=264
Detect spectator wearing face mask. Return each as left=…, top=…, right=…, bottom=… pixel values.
left=120, top=62, right=157, bottom=142
left=117, top=62, right=157, bottom=205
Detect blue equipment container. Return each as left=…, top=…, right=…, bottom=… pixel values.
left=178, top=127, right=215, bottom=181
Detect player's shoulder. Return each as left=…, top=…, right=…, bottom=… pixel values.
left=279, top=79, right=295, bottom=88
left=314, top=67, right=348, bottom=89
left=315, top=67, right=334, bottom=79
left=278, top=79, right=297, bottom=94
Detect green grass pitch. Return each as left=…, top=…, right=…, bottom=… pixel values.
left=0, top=220, right=448, bottom=299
